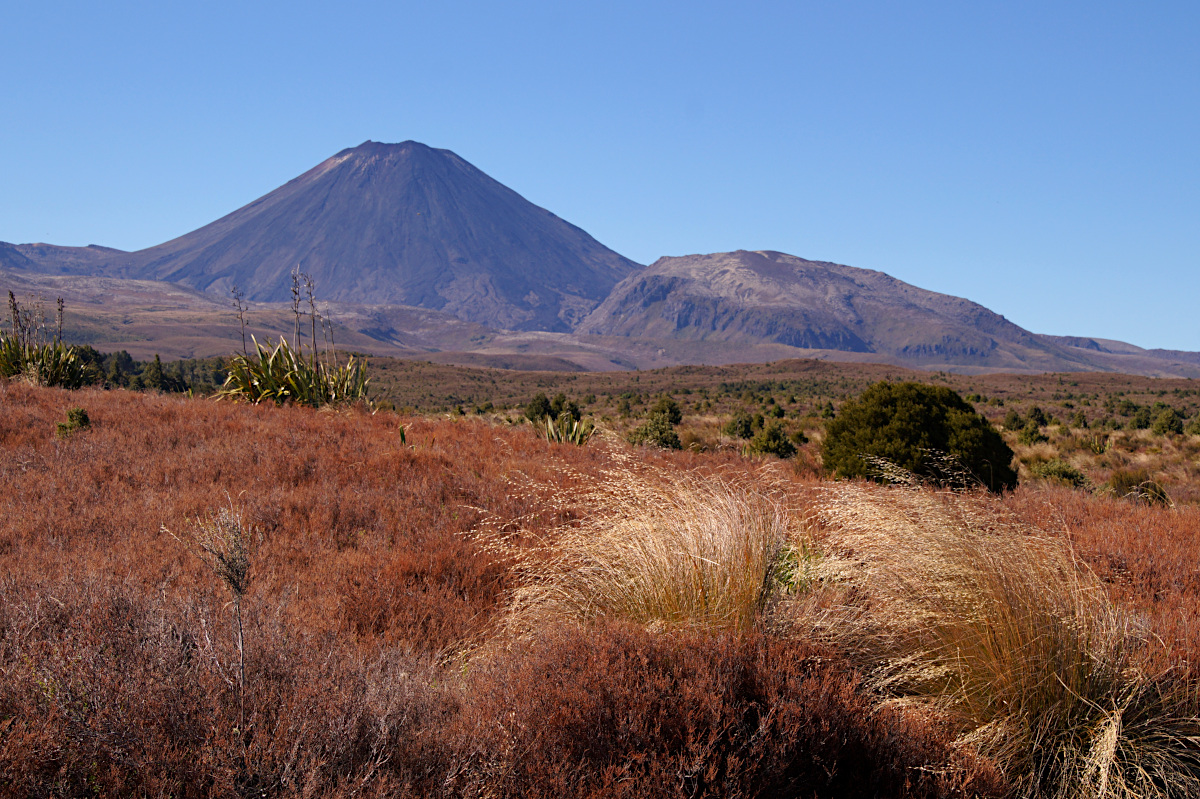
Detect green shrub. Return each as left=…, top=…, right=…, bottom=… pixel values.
left=746, top=421, right=796, bottom=459
left=1152, top=407, right=1184, bottom=435
left=550, top=392, right=581, bottom=421
left=524, top=393, right=553, bottom=422
left=526, top=392, right=581, bottom=423
left=217, top=336, right=370, bottom=408
left=722, top=411, right=754, bottom=439
left=628, top=412, right=681, bottom=450
left=55, top=407, right=91, bottom=438
left=822, top=381, right=1017, bottom=492
left=1028, top=459, right=1089, bottom=489
left=1018, top=420, right=1049, bottom=446
left=648, top=396, right=682, bottom=425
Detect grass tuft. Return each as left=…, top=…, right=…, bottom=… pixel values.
left=798, top=482, right=1200, bottom=798
left=491, top=464, right=803, bottom=635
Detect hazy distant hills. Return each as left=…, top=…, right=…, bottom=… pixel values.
left=0, top=242, right=126, bottom=275
left=3, top=140, right=1199, bottom=376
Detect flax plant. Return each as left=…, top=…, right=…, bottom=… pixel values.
left=1, top=291, right=85, bottom=388
left=217, top=334, right=370, bottom=408
left=492, top=465, right=803, bottom=636
left=798, top=482, right=1200, bottom=798
left=218, top=273, right=370, bottom=408
left=537, top=414, right=596, bottom=446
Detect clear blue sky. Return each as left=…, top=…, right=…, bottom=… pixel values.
left=3, top=1, right=1197, bottom=349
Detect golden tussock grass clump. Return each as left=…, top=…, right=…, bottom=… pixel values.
left=485, top=461, right=804, bottom=637
left=797, top=482, right=1200, bottom=799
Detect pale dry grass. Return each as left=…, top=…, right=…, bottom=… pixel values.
left=796, top=482, right=1200, bottom=798
left=490, top=462, right=803, bottom=636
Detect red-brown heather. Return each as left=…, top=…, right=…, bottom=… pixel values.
left=1003, top=485, right=1200, bottom=667
left=3, top=380, right=1199, bottom=797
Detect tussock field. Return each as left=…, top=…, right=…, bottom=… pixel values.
left=4, top=382, right=1200, bottom=797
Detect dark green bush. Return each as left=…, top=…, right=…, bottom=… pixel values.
left=1152, top=407, right=1184, bottom=435
left=1018, top=421, right=1049, bottom=446
left=524, top=393, right=553, bottom=422
left=722, top=411, right=755, bottom=439
left=550, top=392, right=581, bottom=422
left=746, top=422, right=796, bottom=459
left=56, top=406, right=91, bottom=438
left=822, top=381, right=1017, bottom=492
left=648, top=396, right=682, bottom=425
left=1028, top=459, right=1089, bottom=489
left=527, top=392, right=581, bottom=423
left=628, top=412, right=682, bottom=450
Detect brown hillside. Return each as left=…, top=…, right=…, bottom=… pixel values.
left=577, top=250, right=1102, bottom=371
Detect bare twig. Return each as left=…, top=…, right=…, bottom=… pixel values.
left=231, top=285, right=248, bottom=356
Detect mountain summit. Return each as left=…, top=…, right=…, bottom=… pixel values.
left=577, top=250, right=1094, bottom=371
left=108, top=141, right=640, bottom=331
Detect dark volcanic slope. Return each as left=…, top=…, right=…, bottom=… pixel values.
left=109, top=141, right=640, bottom=332
left=577, top=250, right=1097, bottom=371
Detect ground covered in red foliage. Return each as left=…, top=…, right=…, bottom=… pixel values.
left=3, top=382, right=1198, bottom=797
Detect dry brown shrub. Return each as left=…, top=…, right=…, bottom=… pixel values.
left=0, top=382, right=614, bottom=794
left=1004, top=484, right=1200, bottom=664
left=450, top=619, right=1006, bottom=799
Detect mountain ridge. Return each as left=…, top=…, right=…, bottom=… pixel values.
left=2, top=141, right=1196, bottom=377
left=576, top=250, right=1101, bottom=372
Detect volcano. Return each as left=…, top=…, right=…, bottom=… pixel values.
left=102, top=140, right=640, bottom=332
